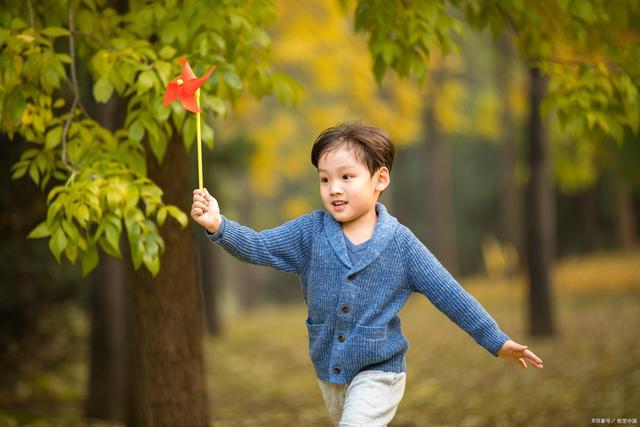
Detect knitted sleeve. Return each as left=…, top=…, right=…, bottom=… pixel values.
left=402, top=227, right=510, bottom=356
left=205, top=212, right=317, bottom=274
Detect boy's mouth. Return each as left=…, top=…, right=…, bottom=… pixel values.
left=331, top=200, right=348, bottom=211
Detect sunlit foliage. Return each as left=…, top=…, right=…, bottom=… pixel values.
left=1, top=0, right=298, bottom=275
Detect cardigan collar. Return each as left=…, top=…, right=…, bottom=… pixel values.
left=324, top=202, right=398, bottom=274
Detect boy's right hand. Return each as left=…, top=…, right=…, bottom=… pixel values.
left=191, top=188, right=222, bottom=233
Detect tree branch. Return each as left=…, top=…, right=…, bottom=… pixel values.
left=61, top=0, right=82, bottom=174
left=495, top=4, right=518, bottom=37
left=532, top=55, right=620, bottom=72
left=75, top=30, right=114, bottom=50
left=27, top=0, right=35, bottom=28
left=494, top=4, right=620, bottom=73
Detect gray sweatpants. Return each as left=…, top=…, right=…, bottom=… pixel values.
left=317, top=370, right=406, bottom=427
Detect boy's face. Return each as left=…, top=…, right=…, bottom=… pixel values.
left=317, top=145, right=390, bottom=226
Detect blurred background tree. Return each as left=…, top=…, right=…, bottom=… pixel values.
left=352, top=0, right=640, bottom=336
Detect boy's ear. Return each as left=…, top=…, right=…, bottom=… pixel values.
left=375, top=166, right=390, bottom=192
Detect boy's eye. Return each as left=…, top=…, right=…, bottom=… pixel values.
left=320, top=177, right=328, bottom=183
left=342, top=175, right=352, bottom=180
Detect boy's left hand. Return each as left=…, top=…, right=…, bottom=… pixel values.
left=498, top=340, right=544, bottom=369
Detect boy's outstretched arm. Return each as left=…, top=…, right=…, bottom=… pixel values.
left=402, top=228, right=545, bottom=369
left=191, top=188, right=314, bottom=274
left=497, top=339, right=544, bottom=369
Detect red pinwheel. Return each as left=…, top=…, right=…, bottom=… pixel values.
left=163, top=58, right=216, bottom=113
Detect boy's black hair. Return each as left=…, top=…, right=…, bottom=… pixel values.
left=311, top=122, right=396, bottom=176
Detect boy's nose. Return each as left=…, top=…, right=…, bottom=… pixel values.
left=329, top=183, right=343, bottom=195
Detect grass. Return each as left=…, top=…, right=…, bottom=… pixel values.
left=207, top=249, right=640, bottom=426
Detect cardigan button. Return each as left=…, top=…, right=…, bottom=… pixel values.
left=338, top=335, right=346, bottom=343
left=332, top=366, right=341, bottom=374
left=341, top=305, right=350, bottom=314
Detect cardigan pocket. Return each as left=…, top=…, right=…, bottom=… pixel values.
left=306, top=319, right=328, bottom=364
left=305, top=319, right=324, bottom=337
left=355, top=324, right=387, bottom=342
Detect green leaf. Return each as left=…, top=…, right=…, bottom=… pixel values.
left=62, top=220, right=79, bottom=240
left=572, top=1, right=596, bottom=23
left=49, top=228, right=68, bottom=263
left=27, top=221, right=51, bottom=239
left=125, top=186, right=140, bottom=209
left=146, top=238, right=159, bottom=256
left=93, top=77, right=114, bottom=103
left=106, top=188, right=123, bottom=209
left=381, top=42, right=396, bottom=65
left=43, top=63, right=61, bottom=89
left=42, top=27, right=70, bottom=37
left=47, top=200, right=63, bottom=227
left=77, top=235, right=87, bottom=251
left=91, top=51, right=112, bottom=77
left=11, top=164, right=28, bottom=179
left=35, top=153, right=47, bottom=174
left=254, top=28, right=270, bottom=47
left=55, top=53, right=72, bottom=64
left=159, top=45, right=177, bottom=60
left=11, top=17, right=27, bottom=30
left=143, top=253, right=160, bottom=277
left=81, top=244, right=99, bottom=276
left=99, top=236, right=121, bottom=258
left=65, top=245, right=78, bottom=263
left=129, top=151, right=147, bottom=176
left=222, top=70, right=243, bottom=90
left=144, top=201, right=157, bottom=216
left=155, top=99, right=171, bottom=121
left=372, top=57, right=386, bottom=84
left=205, top=96, right=226, bottom=116
left=76, top=205, right=90, bottom=227
left=47, top=186, right=65, bottom=204
left=105, top=224, right=122, bottom=257
left=166, top=205, right=187, bottom=227
left=21, top=149, right=39, bottom=160
left=203, top=124, right=214, bottom=149
left=157, top=206, right=168, bottom=226
left=183, top=118, right=195, bottom=151
left=28, top=162, right=40, bottom=186
left=130, top=237, right=143, bottom=268
left=609, top=121, right=624, bottom=144
left=129, top=121, right=145, bottom=142
left=171, top=106, right=186, bottom=129
left=137, top=70, right=156, bottom=93
left=146, top=122, right=168, bottom=162
left=45, top=126, right=62, bottom=150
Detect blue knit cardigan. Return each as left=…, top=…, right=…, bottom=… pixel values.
left=207, top=203, right=510, bottom=384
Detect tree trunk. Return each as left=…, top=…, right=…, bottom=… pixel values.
left=580, top=188, right=598, bottom=253
left=497, top=35, right=524, bottom=267
left=86, top=249, right=131, bottom=421
left=235, top=178, right=259, bottom=310
left=615, top=182, right=636, bottom=250
left=85, top=93, right=130, bottom=422
left=423, top=82, right=458, bottom=274
left=196, top=224, right=222, bottom=335
left=128, top=133, right=210, bottom=426
left=524, top=67, right=556, bottom=337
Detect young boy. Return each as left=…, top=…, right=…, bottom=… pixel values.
left=191, top=123, right=543, bottom=426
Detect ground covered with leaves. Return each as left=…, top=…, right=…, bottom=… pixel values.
left=208, top=250, right=640, bottom=426
left=0, top=250, right=638, bottom=426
